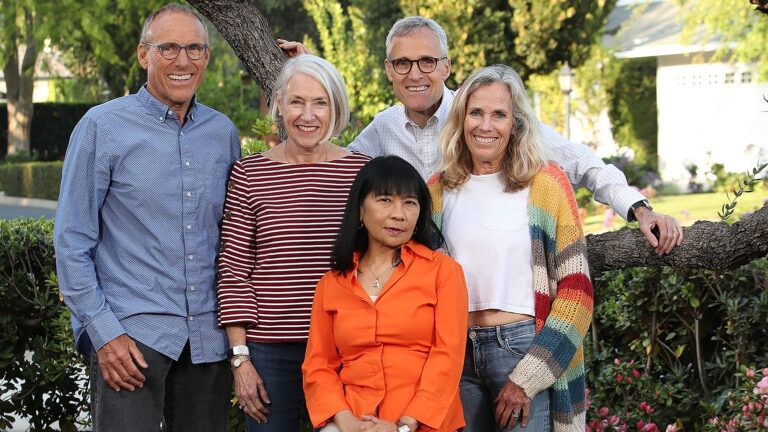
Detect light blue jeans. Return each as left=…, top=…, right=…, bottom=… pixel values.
left=460, top=320, right=551, bottom=431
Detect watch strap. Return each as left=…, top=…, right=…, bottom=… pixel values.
left=227, top=345, right=249, bottom=358
left=628, top=199, right=652, bottom=222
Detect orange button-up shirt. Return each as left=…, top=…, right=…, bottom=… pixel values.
left=302, top=241, right=468, bottom=431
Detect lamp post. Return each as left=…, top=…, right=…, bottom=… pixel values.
left=558, top=62, right=575, bottom=141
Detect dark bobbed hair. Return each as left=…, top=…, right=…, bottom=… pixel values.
left=331, top=156, right=445, bottom=275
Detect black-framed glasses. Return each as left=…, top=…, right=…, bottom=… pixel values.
left=145, top=42, right=209, bottom=60
left=387, top=56, right=447, bottom=75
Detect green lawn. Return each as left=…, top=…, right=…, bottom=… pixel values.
left=583, top=190, right=768, bottom=235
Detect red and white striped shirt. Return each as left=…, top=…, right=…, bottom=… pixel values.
left=217, top=152, right=370, bottom=342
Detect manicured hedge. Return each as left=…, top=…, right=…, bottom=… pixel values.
left=0, top=103, right=95, bottom=161
left=0, top=161, right=63, bottom=200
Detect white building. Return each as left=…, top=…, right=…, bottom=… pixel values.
left=605, top=0, right=768, bottom=184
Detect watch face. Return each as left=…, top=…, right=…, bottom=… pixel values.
left=233, top=357, right=244, bottom=368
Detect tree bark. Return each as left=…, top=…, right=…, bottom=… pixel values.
left=586, top=204, right=768, bottom=275
left=189, top=1, right=768, bottom=274
left=4, top=6, right=36, bottom=157
left=187, top=0, right=286, bottom=104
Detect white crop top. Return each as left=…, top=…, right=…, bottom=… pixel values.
left=442, top=173, right=534, bottom=315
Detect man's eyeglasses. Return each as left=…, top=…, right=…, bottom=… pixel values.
left=387, top=56, right=447, bottom=75
left=145, top=42, right=209, bottom=61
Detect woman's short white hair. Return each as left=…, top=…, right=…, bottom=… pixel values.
left=385, top=16, right=448, bottom=58
left=270, top=55, right=350, bottom=143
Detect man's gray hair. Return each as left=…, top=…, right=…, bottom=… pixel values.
left=271, top=55, right=350, bottom=143
left=140, top=3, right=209, bottom=44
left=385, top=16, right=448, bottom=58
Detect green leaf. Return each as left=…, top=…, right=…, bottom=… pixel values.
left=674, top=344, right=687, bottom=358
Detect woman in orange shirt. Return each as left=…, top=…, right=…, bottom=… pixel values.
left=302, top=156, right=468, bottom=432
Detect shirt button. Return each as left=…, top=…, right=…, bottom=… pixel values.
left=158, top=116, right=164, bottom=121
left=186, top=192, right=192, bottom=197
left=469, top=331, right=477, bottom=339
left=186, top=224, right=192, bottom=229
left=188, top=315, right=194, bottom=321
left=187, top=255, right=194, bottom=260
left=185, top=161, right=190, bottom=167
left=180, top=131, right=184, bottom=136
left=188, top=286, right=196, bottom=291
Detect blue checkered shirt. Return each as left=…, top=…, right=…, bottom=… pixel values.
left=54, top=86, right=240, bottom=363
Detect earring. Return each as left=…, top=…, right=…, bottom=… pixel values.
left=358, top=221, right=365, bottom=230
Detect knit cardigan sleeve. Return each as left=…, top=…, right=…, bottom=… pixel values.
left=508, top=163, right=593, bottom=399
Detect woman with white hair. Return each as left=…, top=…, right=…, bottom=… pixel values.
left=428, top=64, right=593, bottom=432
left=216, top=54, right=370, bottom=431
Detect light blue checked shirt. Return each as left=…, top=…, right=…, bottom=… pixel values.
left=54, top=86, right=240, bottom=363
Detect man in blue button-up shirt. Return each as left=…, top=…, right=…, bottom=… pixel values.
left=54, top=4, right=239, bottom=431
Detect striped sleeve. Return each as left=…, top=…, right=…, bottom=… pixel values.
left=509, top=164, right=593, bottom=399
left=217, top=160, right=259, bottom=327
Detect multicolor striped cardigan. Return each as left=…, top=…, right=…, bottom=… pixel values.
left=428, top=162, right=593, bottom=432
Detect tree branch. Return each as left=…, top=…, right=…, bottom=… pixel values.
left=587, top=204, right=768, bottom=275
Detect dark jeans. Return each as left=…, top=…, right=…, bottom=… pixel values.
left=244, top=342, right=308, bottom=432
left=460, top=320, right=551, bottom=432
left=90, top=341, right=232, bottom=432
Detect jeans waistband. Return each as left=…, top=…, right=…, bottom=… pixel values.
left=467, top=319, right=535, bottom=343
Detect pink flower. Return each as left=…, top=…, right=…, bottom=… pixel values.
left=641, top=422, right=659, bottom=432
left=614, top=358, right=621, bottom=365
left=609, top=415, right=620, bottom=425
left=762, top=368, right=768, bottom=377
left=747, top=369, right=756, bottom=378
left=640, top=401, right=654, bottom=414
left=756, top=376, right=768, bottom=395
left=617, top=373, right=623, bottom=382
left=598, top=407, right=610, bottom=416
left=633, top=369, right=640, bottom=378
left=665, top=425, right=679, bottom=432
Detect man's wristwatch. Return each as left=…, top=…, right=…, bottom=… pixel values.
left=230, top=355, right=251, bottom=371
left=397, top=425, right=412, bottom=432
left=227, top=345, right=249, bottom=358
left=628, top=199, right=653, bottom=222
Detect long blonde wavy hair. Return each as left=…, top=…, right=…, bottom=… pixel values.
left=439, top=64, right=551, bottom=192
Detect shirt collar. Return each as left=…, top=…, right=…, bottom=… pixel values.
left=137, top=85, right=199, bottom=123
left=349, top=239, right=435, bottom=276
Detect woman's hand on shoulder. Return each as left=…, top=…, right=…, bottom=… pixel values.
left=494, top=379, right=530, bottom=429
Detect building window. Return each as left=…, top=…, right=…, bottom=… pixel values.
left=725, top=72, right=735, bottom=84
left=742, top=71, right=752, bottom=83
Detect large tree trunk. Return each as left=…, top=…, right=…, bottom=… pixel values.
left=189, top=0, right=768, bottom=274
left=4, top=6, right=36, bottom=157
left=187, top=0, right=286, bottom=104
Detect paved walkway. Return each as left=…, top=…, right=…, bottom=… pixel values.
left=0, top=194, right=57, bottom=219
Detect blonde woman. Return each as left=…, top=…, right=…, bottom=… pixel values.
left=429, top=64, right=593, bottom=432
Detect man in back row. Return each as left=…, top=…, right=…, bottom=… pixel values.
left=282, top=16, right=683, bottom=253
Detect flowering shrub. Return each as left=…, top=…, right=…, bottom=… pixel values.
left=586, top=356, right=686, bottom=431
left=587, top=259, right=768, bottom=431
left=704, top=366, right=768, bottom=431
